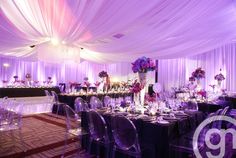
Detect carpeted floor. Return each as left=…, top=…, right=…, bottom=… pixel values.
left=0, top=113, right=93, bottom=158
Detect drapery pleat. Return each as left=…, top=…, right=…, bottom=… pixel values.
left=158, top=43, right=236, bottom=92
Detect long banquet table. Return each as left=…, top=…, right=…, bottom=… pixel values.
left=81, top=109, right=205, bottom=158
left=58, top=92, right=133, bottom=109
left=0, top=87, right=60, bottom=98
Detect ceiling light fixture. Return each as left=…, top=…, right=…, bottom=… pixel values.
left=51, top=38, right=59, bottom=46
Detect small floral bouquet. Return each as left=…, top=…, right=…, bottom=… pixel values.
left=214, top=73, right=225, bottom=81
left=84, top=77, right=89, bottom=81
left=132, top=56, right=156, bottom=73
left=94, top=81, right=100, bottom=87
left=192, top=67, right=205, bottom=79
left=145, top=94, right=156, bottom=102
left=189, top=76, right=195, bottom=82
left=129, top=80, right=143, bottom=93
left=25, top=73, right=31, bottom=79
left=2, top=80, right=8, bottom=83
left=84, top=81, right=91, bottom=87
left=98, top=71, right=108, bottom=78
left=13, top=75, right=18, bottom=79
left=48, top=77, right=52, bottom=80
left=197, top=90, right=207, bottom=98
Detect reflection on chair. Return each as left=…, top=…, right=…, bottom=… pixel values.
left=111, top=115, right=141, bottom=158
left=51, top=91, right=64, bottom=116
left=0, top=98, right=26, bottom=153
left=90, top=96, right=103, bottom=109
left=104, top=96, right=112, bottom=107
left=88, top=110, right=111, bottom=158
left=61, top=104, right=88, bottom=158
left=74, top=97, right=89, bottom=112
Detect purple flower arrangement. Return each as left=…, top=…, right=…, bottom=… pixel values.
left=214, top=73, right=225, bottom=81
left=132, top=56, right=156, bottom=73
left=13, top=75, right=18, bottom=79
left=192, top=67, right=205, bottom=79
left=98, top=71, right=108, bottom=78
left=189, top=76, right=195, bottom=82
left=48, top=77, right=52, bottom=80
left=129, top=80, right=143, bottom=93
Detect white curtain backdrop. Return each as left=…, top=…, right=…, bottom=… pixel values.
left=158, top=43, right=236, bottom=92
left=1, top=0, right=236, bottom=63
left=0, top=57, right=155, bottom=86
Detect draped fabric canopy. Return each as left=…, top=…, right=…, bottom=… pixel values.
left=1, top=0, right=236, bottom=63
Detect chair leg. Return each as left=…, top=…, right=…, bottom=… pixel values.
left=61, top=132, right=68, bottom=158
left=18, top=128, right=26, bottom=152
left=105, top=144, right=110, bottom=158
left=112, top=146, right=116, bottom=158
left=96, top=142, right=100, bottom=158
left=88, top=138, right=93, bottom=155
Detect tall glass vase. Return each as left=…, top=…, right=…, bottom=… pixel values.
left=134, top=93, right=141, bottom=106
left=196, top=78, right=201, bottom=91
left=138, top=72, right=147, bottom=106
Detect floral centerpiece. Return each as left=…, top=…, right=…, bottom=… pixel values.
left=215, top=71, right=225, bottom=87
left=214, top=73, right=225, bottom=81
left=189, top=76, right=195, bottom=82
left=132, top=57, right=156, bottom=106
left=192, top=67, right=205, bottom=80
left=130, top=80, right=144, bottom=106
left=94, top=81, right=100, bottom=87
left=129, top=80, right=143, bottom=94
left=25, top=73, right=31, bottom=79
left=98, top=71, right=108, bottom=78
left=132, top=56, right=156, bottom=73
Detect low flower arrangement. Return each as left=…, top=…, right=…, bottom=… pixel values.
left=197, top=90, right=207, bottom=98
left=13, top=75, right=18, bottom=79
left=192, top=67, right=205, bottom=79
left=132, top=56, right=156, bottom=73
left=94, top=81, right=100, bottom=87
left=189, top=76, right=195, bottom=82
left=129, top=80, right=144, bottom=93
left=214, top=73, right=225, bottom=81
left=145, top=93, right=156, bottom=102
left=98, top=71, right=108, bottom=78
left=25, top=73, right=31, bottom=79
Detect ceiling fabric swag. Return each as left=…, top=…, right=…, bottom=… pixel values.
left=1, top=0, right=236, bottom=63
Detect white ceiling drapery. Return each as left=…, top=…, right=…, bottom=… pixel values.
left=1, top=0, right=236, bottom=63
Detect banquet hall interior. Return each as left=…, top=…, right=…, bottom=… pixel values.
left=0, top=0, right=236, bottom=158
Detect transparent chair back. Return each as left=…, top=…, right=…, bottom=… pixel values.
left=88, top=110, right=109, bottom=141
left=89, top=96, right=103, bottom=109
left=104, top=96, right=112, bottom=107
left=74, top=97, right=89, bottom=112
left=111, top=115, right=140, bottom=153
left=51, top=91, right=59, bottom=103
left=44, top=90, right=51, bottom=96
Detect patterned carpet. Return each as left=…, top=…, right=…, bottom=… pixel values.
left=0, top=113, right=93, bottom=158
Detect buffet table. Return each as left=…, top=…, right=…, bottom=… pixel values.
left=81, top=110, right=205, bottom=158
left=0, top=87, right=60, bottom=98
left=58, top=92, right=133, bottom=109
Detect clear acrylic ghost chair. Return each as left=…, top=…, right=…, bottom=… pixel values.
left=61, top=104, right=88, bottom=158
left=51, top=91, right=64, bottom=116
left=74, top=97, right=89, bottom=113
left=44, top=90, right=51, bottom=96
left=0, top=99, right=26, bottom=152
left=88, top=110, right=111, bottom=158
left=89, top=96, right=103, bottom=109
left=104, top=96, right=112, bottom=107
left=111, top=115, right=141, bottom=158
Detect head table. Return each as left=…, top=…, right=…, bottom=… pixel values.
left=81, top=108, right=205, bottom=158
